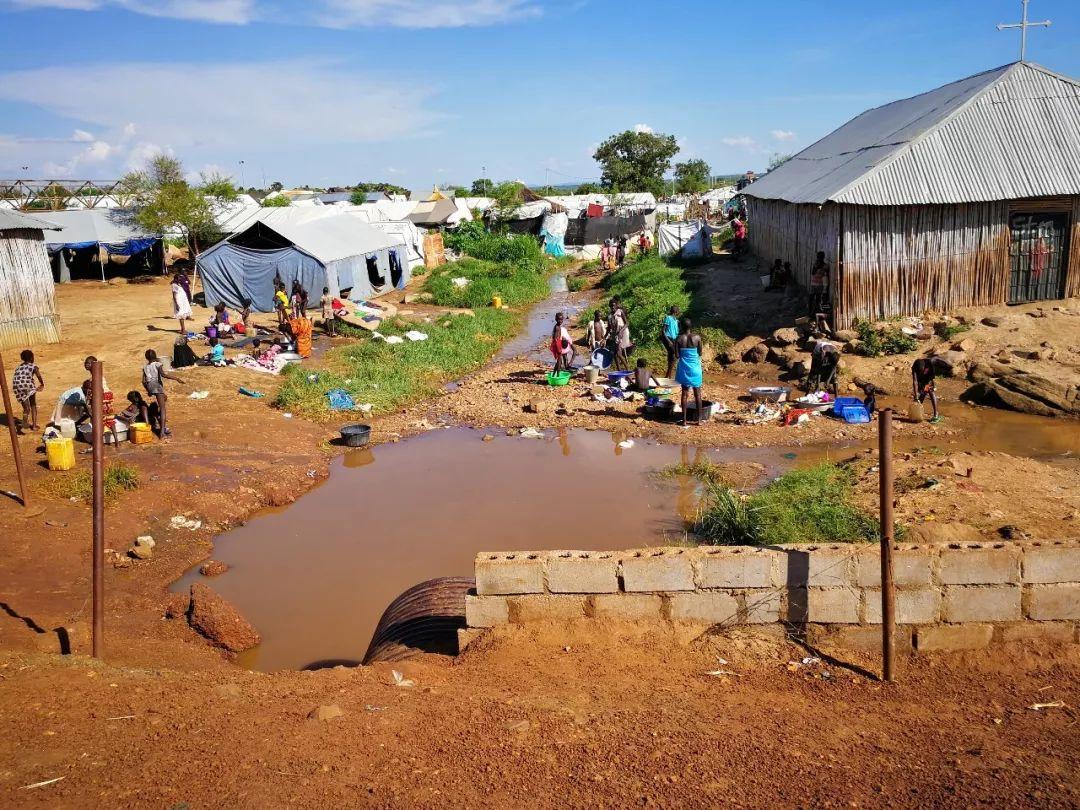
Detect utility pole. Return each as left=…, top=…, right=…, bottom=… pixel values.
left=997, top=0, right=1051, bottom=61
left=878, top=409, right=896, bottom=683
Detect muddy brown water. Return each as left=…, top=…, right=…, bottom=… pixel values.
left=495, top=274, right=596, bottom=363
left=173, top=427, right=790, bottom=672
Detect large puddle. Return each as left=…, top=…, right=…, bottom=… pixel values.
left=174, top=427, right=791, bottom=672
left=495, top=274, right=595, bottom=363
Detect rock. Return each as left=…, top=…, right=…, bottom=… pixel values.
left=790, top=359, right=810, bottom=377
left=981, top=315, right=1005, bottom=327
left=962, top=370, right=1079, bottom=417
left=930, top=350, right=967, bottom=377
left=906, top=521, right=983, bottom=544
left=843, top=339, right=862, bottom=355
left=771, top=327, right=800, bottom=347
left=199, top=560, right=230, bottom=577
left=164, top=592, right=190, bottom=620
left=1011, top=347, right=1040, bottom=360
left=188, top=583, right=261, bottom=653
left=834, top=329, right=858, bottom=344
left=952, top=338, right=976, bottom=353
left=482, top=434, right=495, bottom=442
left=308, top=704, right=345, bottom=722
left=721, top=335, right=761, bottom=365
left=997, top=525, right=1029, bottom=541
left=135, top=535, right=155, bottom=548
left=744, top=343, right=769, bottom=364
left=966, top=361, right=1013, bottom=383
left=129, top=544, right=153, bottom=560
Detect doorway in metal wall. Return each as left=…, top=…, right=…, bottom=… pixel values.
left=1008, top=211, right=1069, bottom=304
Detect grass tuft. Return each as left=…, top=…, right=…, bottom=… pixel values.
left=658, top=458, right=730, bottom=488
left=40, top=461, right=141, bottom=505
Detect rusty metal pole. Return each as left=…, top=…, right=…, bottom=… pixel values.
left=0, top=353, right=30, bottom=507
left=879, top=408, right=896, bottom=682
left=91, top=360, right=105, bottom=659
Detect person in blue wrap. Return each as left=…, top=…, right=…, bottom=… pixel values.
left=674, top=317, right=704, bottom=426
left=660, top=305, right=681, bottom=379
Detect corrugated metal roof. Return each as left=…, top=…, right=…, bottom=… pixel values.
left=0, top=208, right=62, bottom=232
left=742, top=62, right=1080, bottom=206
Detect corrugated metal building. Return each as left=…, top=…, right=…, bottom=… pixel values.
left=0, top=209, right=61, bottom=349
left=741, top=61, right=1080, bottom=326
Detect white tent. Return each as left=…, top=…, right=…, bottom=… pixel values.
left=658, top=220, right=707, bottom=258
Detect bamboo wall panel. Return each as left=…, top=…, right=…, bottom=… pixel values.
left=838, top=202, right=1011, bottom=326
left=0, top=229, right=61, bottom=349
left=1067, top=197, right=1080, bottom=298
left=745, top=198, right=840, bottom=289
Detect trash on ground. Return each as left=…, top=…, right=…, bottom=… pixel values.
left=391, top=669, right=415, bottom=688
left=170, top=515, right=202, bottom=530
left=1028, top=701, right=1067, bottom=711
left=618, top=439, right=634, bottom=449
left=326, top=389, right=356, bottom=411
left=188, top=390, right=210, bottom=399
left=404, top=330, right=428, bottom=342
left=519, top=427, right=545, bottom=439
left=238, top=386, right=264, bottom=398
left=451, top=276, right=470, bottom=288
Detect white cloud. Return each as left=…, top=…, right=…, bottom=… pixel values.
left=71, top=128, right=94, bottom=142
left=0, top=60, right=440, bottom=176
left=721, top=135, right=760, bottom=150
left=770, top=129, right=795, bottom=141
left=11, top=0, right=257, bottom=23
left=632, top=123, right=654, bottom=134
left=11, top=0, right=543, bottom=27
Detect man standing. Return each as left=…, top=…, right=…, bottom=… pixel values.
left=809, top=251, right=830, bottom=317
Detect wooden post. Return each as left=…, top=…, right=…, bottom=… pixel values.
left=879, top=408, right=896, bottom=682
left=0, top=353, right=29, bottom=507
left=91, top=360, right=105, bottom=659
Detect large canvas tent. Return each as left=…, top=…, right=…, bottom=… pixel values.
left=197, top=209, right=409, bottom=311
left=0, top=209, right=61, bottom=346
left=37, top=209, right=161, bottom=282
left=742, top=61, right=1080, bottom=326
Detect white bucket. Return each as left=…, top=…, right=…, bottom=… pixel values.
left=55, top=417, right=77, bottom=439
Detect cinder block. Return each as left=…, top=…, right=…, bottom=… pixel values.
left=620, top=550, right=694, bottom=592
left=742, top=589, right=781, bottom=624
left=807, top=624, right=913, bottom=654
left=475, top=553, right=544, bottom=595
left=863, top=588, right=942, bottom=625
left=944, top=585, right=1021, bottom=622
left=916, top=623, right=994, bottom=652
left=507, top=595, right=587, bottom=623
left=667, top=592, right=738, bottom=624
left=939, top=546, right=1020, bottom=585
left=589, top=593, right=663, bottom=620
left=857, top=549, right=935, bottom=587
left=465, top=594, right=509, bottom=628
left=781, top=547, right=857, bottom=588
left=1027, top=584, right=1080, bottom=621
left=805, top=587, right=860, bottom=624
left=1001, top=621, right=1077, bottom=644
left=696, top=548, right=777, bottom=588
left=1023, top=545, right=1080, bottom=584
left=546, top=552, right=618, bottom=594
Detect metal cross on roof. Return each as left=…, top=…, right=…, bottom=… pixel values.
left=997, top=0, right=1051, bottom=61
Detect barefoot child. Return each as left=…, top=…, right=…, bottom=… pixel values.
left=12, top=349, right=44, bottom=434
left=142, top=349, right=185, bottom=437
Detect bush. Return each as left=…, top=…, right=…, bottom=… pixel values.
left=42, top=461, right=141, bottom=505
left=934, top=321, right=970, bottom=341
left=423, top=258, right=549, bottom=309
left=694, top=463, right=881, bottom=546
left=854, top=319, right=919, bottom=357
left=444, top=219, right=543, bottom=269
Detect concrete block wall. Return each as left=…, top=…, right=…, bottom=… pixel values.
left=466, top=541, right=1080, bottom=652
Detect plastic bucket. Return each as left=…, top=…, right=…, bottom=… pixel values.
left=46, top=437, right=76, bottom=471
left=584, top=365, right=599, bottom=384
left=492, top=295, right=503, bottom=309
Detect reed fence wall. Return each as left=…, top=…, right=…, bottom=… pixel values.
left=0, top=229, right=61, bottom=349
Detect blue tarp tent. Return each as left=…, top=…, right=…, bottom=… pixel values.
left=37, top=209, right=161, bottom=281
left=197, top=209, right=410, bottom=312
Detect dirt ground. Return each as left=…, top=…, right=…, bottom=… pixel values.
left=1, top=269, right=1078, bottom=807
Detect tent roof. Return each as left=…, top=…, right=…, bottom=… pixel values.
left=407, top=197, right=457, bottom=225
left=0, top=209, right=62, bottom=232
left=741, top=61, right=1080, bottom=206
left=211, top=208, right=403, bottom=264
left=36, top=209, right=156, bottom=244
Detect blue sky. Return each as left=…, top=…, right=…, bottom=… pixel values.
left=0, top=0, right=1077, bottom=190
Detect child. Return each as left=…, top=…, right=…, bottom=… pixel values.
left=207, top=337, right=226, bottom=366
left=117, top=390, right=150, bottom=427
left=549, top=312, right=576, bottom=372
left=211, top=303, right=232, bottom=334
left=142, top=349, right=185, bottom=437
left=320, top=286, right=336, bottom=336
left=290, top=281, right=303, bottom=319
left=12, top=349, right=44, bottom=434
left=274, top=282, right=289, bottom=328
left=240, top=298, right=253, bottom=333
left=588, top=311, right=607, bottom=352
left=911, top=358, right=940, bottom=422
left=633, top=358, right=651, bottom=392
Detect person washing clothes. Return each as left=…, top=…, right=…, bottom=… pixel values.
left=661, top=305, right=680, bottom=379
left=674, top=318, right=704, bottom=427
left=911, top=358, right=941, bottom=423
left=550, top=312, right=576, bottom=372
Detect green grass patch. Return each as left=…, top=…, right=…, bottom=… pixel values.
left=41, top=461, right=141, bottom=505
left=275, top=308, right=521, bottom=419
left=694, top=463, right=881, bottom=546
left=423, top=257, right=549, bottom=310
left=443, top=219, right=544, bottom=268
left=854, top=319, right=919, bottom=357
left=658, top=458, right=729, bottom=488
left=934, top=321, right=970, bottom=341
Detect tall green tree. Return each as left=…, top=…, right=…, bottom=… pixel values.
left=120, top=156, right=236, bottom=257
left=574, top=182, right=603, bottom=195
left=674, top=158, right=711, bottom=194
left=262, top=195, right=291, bottom=207
left=469, top=178, right=494, bottom=196
left=592, top=130, right=679, bottom=197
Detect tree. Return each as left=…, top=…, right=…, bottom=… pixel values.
left=120, top=156, right=236, bottom=257
left=449, top=185, right=468, bottom=197
left=469, top=178, right=494, bottom=196
left=592, top=129, right=680, bottom=197
left=489, top=180, right=525, bottom=223
left=269, top=181, right=284, bottom=192
left=262, top=195, right=291, bottom=207
left=574, top=182, right=603, bottom=195
left=767, top=152, right=794, bottom=172
left=674, top=158, right=711, bottom=194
